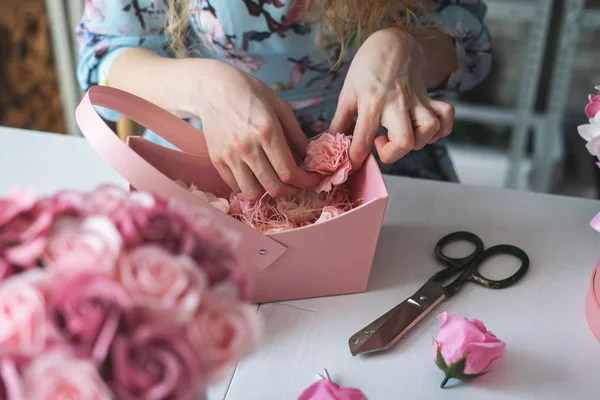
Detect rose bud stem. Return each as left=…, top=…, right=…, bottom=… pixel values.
left=440, top=375, right=451, bottom=389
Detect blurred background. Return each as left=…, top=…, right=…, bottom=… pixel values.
left=0, top=0, right=599, bottom=197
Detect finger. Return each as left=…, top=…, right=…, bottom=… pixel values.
left=350, top=98, right=382, bottom=170
left=273, top=97, right=311, bottom=158
left=262, top=123, right=322, bottom=190
left=410, top=102, right=440, bottom=150
left=378, top=104, right=413, bottom=164
left=330, top=87, right=357, bottom=136
left=245, top=148, right=300, bottom=198
left=427, top=100, right=455, bottom=144
left=213, top=160, right=240, bottom=193
left=229, top=160, right=266, bottom=202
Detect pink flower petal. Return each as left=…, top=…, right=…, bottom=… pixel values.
left=586, top=102, right=600, bottom=119
left=298, top=378, right=367, bottom=400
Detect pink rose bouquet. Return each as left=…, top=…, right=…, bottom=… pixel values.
left=433, top=312, right=506, bottom=388
left=0, top=185, right=260, bottom=399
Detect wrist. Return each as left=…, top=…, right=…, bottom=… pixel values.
left=175, top=58, right=227, bottom=119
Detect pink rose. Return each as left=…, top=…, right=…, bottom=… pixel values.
left=110, top=323, right=203, bottom=400
left=298, top=377, right=367, bottom=400
left=586, top=86, right=600, bottom=119
left=44, top=216, right=122, bottom=277
left=0, top=270, right=50, bottom=357
left=122, top=204, right=199, bottom=256
left=117, top=245, right=207, bottom=322
left=169, top=198, right=251, bottom=299
left=303, top=133, right=352, bottom=193
left=22, top=351, right=113, bottom=400
left=187, top=285, right=260, bottom=382
left=0, top=204, right=55, bottom=270
left=84, top=185, right=155, bottom=221
left=433, top=312, right=506, bottom=388
left=0, top=188, right=35, bottom=226
left=50, top=274, right=132, bottom=364
left=315, top=206, right=344, bottom=224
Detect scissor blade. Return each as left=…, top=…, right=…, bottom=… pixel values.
left=349, top=280, right=446, bottom=356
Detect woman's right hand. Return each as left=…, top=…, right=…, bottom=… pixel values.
left=184, top=59, right=321, bottom=201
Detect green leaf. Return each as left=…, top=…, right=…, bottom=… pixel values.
left=434, top=343, right=448, bottom=372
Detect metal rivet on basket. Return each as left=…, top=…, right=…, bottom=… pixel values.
left=259, top=249, right=267, bottom=255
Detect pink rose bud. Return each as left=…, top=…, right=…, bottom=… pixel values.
left=0, top=270, right=50, bottom=357
left=187, top=285, right=260, bottom=382
left=44, top=216, right=122, bottom=277
left=433, top=312, right=506, bottom=388
left=298, top=375, right=367, bottom=400
left=303, top=132, right=352, bottom=193
left=22, top=351, right=114, bottom=400
left=117, top=245, right=208, bottom=322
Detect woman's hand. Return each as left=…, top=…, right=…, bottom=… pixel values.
left=188, top=59, right=320, bottom=201
left=329, top=28, right=456, bottom=170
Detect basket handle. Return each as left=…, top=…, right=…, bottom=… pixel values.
left=75, top=85, right=287, bottom=271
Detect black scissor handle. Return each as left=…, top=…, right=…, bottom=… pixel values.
left=434, top=231, right=485, bottom=269
left=468, top=244, right=529, bottom=289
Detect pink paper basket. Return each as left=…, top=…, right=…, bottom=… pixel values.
left=586, top=261, right=600, bottom=342
left=75, top=86, right=389, bottom=303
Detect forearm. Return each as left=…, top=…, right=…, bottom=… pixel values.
left=411, top=27, right=458, bottom=90
left=109, top=48, right=213, bottom=118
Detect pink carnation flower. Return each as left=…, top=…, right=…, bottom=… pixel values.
left=303, top=133, right=352, bottom=193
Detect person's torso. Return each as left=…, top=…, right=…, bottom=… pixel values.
left=187, top=0, right=351, bottom=114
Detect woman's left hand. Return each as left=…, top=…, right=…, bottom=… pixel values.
left=329, top=27, right=455, bottom=170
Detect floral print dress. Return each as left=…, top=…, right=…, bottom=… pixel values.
left=76, top=0, right=492, bottom=182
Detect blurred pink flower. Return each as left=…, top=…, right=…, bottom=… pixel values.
left=433, top=312, right=506, bottom=388
left=117, top=245, right=207, bottom=322
left=298, top=376, right=367, bottom=400
left=303, top=133, right=352, bottom=193
left=0, top=205, right=55, bottom=269
left=84, top=186, right=155, bottom=232
left=22, top=351, right=113, bottom=400
left=50, top=274, right=132, bottom=364
left=187, top=285, right=260, bottom=382
left=110, top=323, right=203, bottom=400
left=0, top=359, right=23, bottom=400
left=44, top=216, right=122, bottom=277
left=0, top=271, right=50, bottom=357
left=0, top=187, right=36, bottom=226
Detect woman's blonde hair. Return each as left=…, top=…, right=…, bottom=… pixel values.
left=166, top=0, right=425, bottom=64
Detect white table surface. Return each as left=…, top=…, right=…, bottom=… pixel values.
left=2, top=127, right=600, bottom=399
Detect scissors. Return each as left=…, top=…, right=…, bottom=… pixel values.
left=348, top=231, right=529, bottom=356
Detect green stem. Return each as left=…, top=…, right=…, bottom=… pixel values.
left=440, top=375, right=451, bottom=389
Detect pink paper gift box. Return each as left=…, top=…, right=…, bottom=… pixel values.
left=75, top=86, right=389, bottom=303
